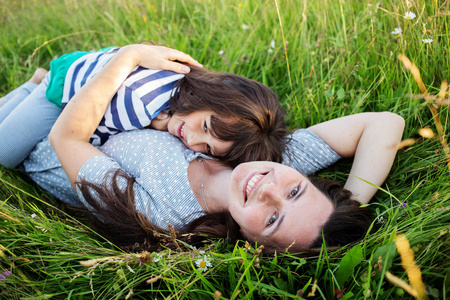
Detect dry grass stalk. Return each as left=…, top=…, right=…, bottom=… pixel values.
left=385, top=234, right=427, bottom=300
left=398, top=54, right=450, bottom=171
left=395, top=235, right=427, bottom=299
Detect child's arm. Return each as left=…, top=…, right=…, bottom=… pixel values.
left=307, top=112, right=405, bottom=204
left=49, top=45, right=201, bottom=189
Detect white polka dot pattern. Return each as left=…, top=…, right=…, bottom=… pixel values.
left=282, top=129, right=341, bottom=175
left=22, top=128, right=340, bottom=230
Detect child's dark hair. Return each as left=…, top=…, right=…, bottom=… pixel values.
left=170, top=66, right=288, bottom=167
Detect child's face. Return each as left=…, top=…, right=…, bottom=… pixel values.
left=167, top=111, right=233, bottom=156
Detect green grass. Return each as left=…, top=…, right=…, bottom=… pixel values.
left=1, top=0, right=449, bottom=298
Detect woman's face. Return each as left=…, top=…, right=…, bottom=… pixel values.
left=167, top=111, right=233, bottom=157
left=228, top=161, right=334, bottom=251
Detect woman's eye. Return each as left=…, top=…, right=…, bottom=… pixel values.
left=267, top=214, right=277, bottom=226
left=203, top=121, right=208, bottom=133
left=289, top=187, right=299, bottom=198
left=206, top=144, right=212, bottom=154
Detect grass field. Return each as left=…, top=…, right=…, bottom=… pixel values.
left=0, top=0, right=449, bottom=299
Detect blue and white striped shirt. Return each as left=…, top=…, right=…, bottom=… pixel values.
left=61, top=48, right=185, bottom=145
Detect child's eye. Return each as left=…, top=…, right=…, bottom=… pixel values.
left=206, top=144, right=212, bottom=154
left=289, top=187, right=299, bottom=198
left=203, top=121, right=208, bottom=133
left=267, top=213, right=277, bottom=226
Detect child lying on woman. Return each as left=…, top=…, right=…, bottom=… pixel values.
left=0, top=45, right=287, bottom=169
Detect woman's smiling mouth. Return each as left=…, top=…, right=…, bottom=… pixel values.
left=243, top=172, right=267, bottom=203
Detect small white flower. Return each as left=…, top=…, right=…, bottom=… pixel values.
left=391, top=28, right=402, bottom=35
left=270, top=40, right=275, bottom=49
left=241, top=23, right=250, bottom=30
left=195, top=255, right=212, bottom=272
left=377, top=216, right=386, bottom=224
left=422, top=38, right=433, bottom=44
left=218, top=50, right=224, bottom=56
left=268, top=49, right=274, bottom=54
left=151, top=252, right=162, bottom=263
left=31, top=213, right=36, bottom=219
left=367, top=3, right=372, bottom=6
left=404, top=11, right=416, bottom=20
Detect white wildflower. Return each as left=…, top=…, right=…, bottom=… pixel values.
left=151, top=252, right=162, bottom=263
left=241, top=24, right=250, bottom=30
left=422, top=38, right=433, bottom=44
left=195, top=255, right=212, bottom=272
left=404, top=11, right=416, bottom=20
left=270, top=40, right=275, bottom=48
left=391, top=28, right=402, bottom=36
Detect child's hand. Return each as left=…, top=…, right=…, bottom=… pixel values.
left=149, top=112, right=171, bottom=131
left=120, top=45, right=203, bottom=74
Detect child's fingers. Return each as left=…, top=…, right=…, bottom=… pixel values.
left=126, top=44, right=202, bottom=74
left=166, top=50, right=203, bottom=68
left=163, top=61, right=191, bottom=74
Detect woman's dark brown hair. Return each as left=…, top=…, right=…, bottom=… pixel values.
left=78, top=171, right=373, bottom=253
left=309, top=179, right=375, bottom=249
left=78, top=170, right=242, bottom=252
left=170, top=67, right=288, bottom=168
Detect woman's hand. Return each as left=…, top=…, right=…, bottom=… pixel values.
left=308, top=112, right=405, bottom=204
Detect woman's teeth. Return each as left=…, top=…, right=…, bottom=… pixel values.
left=245, top=173, right=264, bottom=201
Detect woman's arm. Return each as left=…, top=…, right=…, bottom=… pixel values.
left=307, top=112, right=405, bottom=204
left=49, top=45, right=201, bottom=189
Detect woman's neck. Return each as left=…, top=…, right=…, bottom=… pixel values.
left=187, top=159, right=232, bottom=213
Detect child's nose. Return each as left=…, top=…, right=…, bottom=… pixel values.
left=186, top=133, right=203, bottom=147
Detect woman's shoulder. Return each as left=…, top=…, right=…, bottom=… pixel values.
left=100, top=129, right=208, bottom=171
left=282, top=128, right=341, bottom=175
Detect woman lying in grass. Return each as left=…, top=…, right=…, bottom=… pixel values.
left=1, top=45, right=405, bottom=252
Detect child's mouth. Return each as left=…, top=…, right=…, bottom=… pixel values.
left=177, top=123, right=185, bottom=140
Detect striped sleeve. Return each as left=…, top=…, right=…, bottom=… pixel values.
left=63, top=55, right=184, bottom=145
left=62, top=49, right=118, bottom=106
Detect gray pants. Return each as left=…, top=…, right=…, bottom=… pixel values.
left=0, top=74, right=62, bottom=168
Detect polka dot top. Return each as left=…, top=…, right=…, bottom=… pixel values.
left=283, top=129, right=341, bottom=174
left=77, top=129, right=209, bottom=230
left=23, top=128, right=340, bottom=230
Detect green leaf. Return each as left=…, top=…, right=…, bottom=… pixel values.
left=324, top=88, right=334, bottom=98
left=335, top=244, right=363, bottom=286
left=337, top=88, right=346, bottom=99
left=371, top=242, right=397, bottom=280
left=271, top=275, right=288, bottom=291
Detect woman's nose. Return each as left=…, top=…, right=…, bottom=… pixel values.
left=258, top=182, right=283, bottom=205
